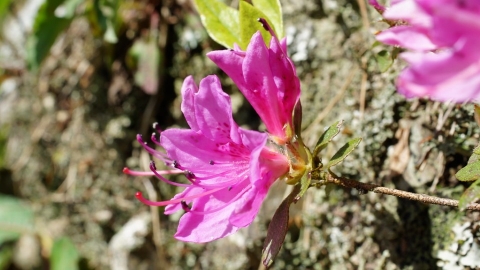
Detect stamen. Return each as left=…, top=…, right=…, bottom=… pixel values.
left=192, top=177, right=242, bottom=189
left=181, top=168, right=247, bottom=188
left=135, top=187, right=225, bottom=206
left=181, top=200, right=191, bottom=212
left=257, top=17, right=282, bottom=51
left=137, top=134, right=170, bottom=161
left=151, top=132, right=161, bottom=146
left=184, top=170, right=196, bottom=182
left=149, top=161, right=191, bottom=187
left=231, top=50, right=246, bottom=57
left=152, top=122, right=162, bottom=133
left=172, top=160, right=187, bottom=170
left=123, top=167, right=183, bottom=176
left=257, top=18, right=271, bottom=32
left=125, top=165, right=240, bottom=190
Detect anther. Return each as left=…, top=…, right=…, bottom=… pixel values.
left=257, top=18, right=270, bottom=31
left=173, top=160, right=180, bottom=168
left=151, top=132, right=161, bottom=145
left=181, top=200, right=191, bottom=212
left=137, top=135, right=148, bottom=145
left=150, top=161, right=157, bottom=170
left=184, top=171, right=196, bottom=182
left=152, top=122, right=161, bottom=132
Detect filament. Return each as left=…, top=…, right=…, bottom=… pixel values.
left=135, top=187, right=225, bottom=206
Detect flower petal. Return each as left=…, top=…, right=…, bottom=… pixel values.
left=174, top=181, right=250, bottom=242
left=397, top=49, right=480, bottom=102
left=268, top=37, right=301, bottom=127
left=175, top=203, right=239, bottom=242
left=206, top=50, right=247, bottom=91
left=193, top=75, right=239, bottom=144
left=209, top=32, right=296, bottom=140
left=161, top=129, right=251, bottom=182
left=164, top=186, right=202, bottom=214
left=383, top=0, right=432, bottom=27
left=229, top=185, right=269, bottom=228
left=376, top=0, right=480, bottom=103
left=376, top=26, right=437, bottom=50
left=180, top=76, right=200, bottom=131
left=243, top=32, right=285, bottom=137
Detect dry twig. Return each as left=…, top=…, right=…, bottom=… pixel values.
left=319, top=173, right=480, bottom=211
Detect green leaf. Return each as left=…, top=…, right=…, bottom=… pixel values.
left=326, top=138, right=362, bottom=169
left=313, top=121, right=343, bottom=157
left=193, top=0, right=241, bottom=49
left=456, top=160, right=480, bottom=182
left=371, top=40, right=382, bottom=48
left=252, top=0, right=283, bottom=37
left=467, top=145, right=480, bottom=164
left=51, top=237, right=79, bottom=270
left=295, top=172, right=311, bottom=202
left=0, top=195, right=34, bottom=244
left=374, top=50, right=393, bottom=72
left=472, top=144, right=480, bottom=156
left=458, top=178, right=480, bottom=211
left=461, top=143, right=480, bottom=170
left=262, top=185, right=300, bottom=267
left=239, top=1, right=272, bottom=49
left=27, top=0, right=77, bottom=70
left=474, top=104, right=480, bottom=128
left=391, top=47, right=400, bottom=60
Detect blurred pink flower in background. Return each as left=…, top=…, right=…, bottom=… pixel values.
left=373, top=0, right=480, bottom=103
left=124, top=75, right=289, bottom=242
left=208, top=23, right=301, bottom=144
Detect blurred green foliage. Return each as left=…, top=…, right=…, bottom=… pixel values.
left=0, top=195, right=80, bottom=269
left=27, top=0, right=81, bottom=70
left=26, top=0, right=119, bottom=70
left=51, top=237, right=80, bottom=270
left=0, top=195, right=34, bottom=243
left=0, top=0, right=11, bottom=27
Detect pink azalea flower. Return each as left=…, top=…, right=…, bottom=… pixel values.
left=207, top=19, right=301, bottom=144
left=124, top=75, right=289, bottom=243
left=373, top=0, right=480, bottom=103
